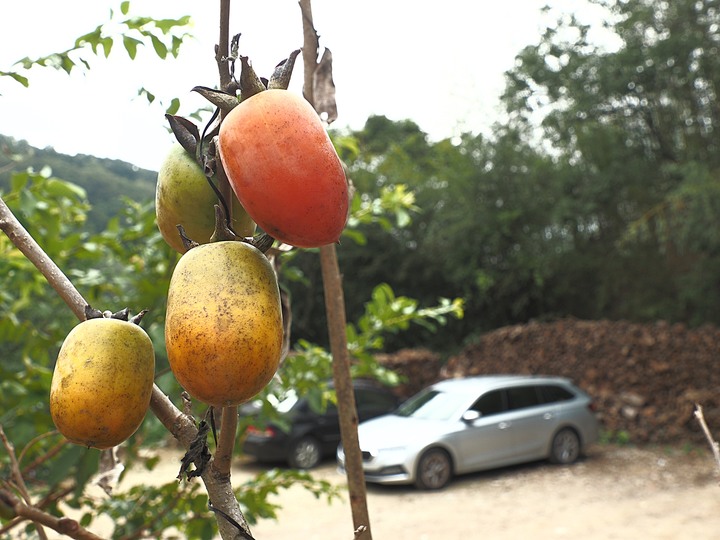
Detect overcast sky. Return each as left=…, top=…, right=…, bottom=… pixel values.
left=0, top=1, right=615, bottom=171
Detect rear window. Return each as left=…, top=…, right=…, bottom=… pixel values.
left=538, top=384, right=575, bottom=404
left=506, top=386, right=541, bottom=410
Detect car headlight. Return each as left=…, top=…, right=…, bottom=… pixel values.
left=367, top=446, right=407, bottom=460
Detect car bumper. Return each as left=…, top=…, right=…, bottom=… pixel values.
left=337, top=448, right=414, bottom=485
left=242, top=437, right=288, bottom=462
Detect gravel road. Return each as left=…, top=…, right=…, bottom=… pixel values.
left=249, top=444, right=720, bottom=540
left=50, top=443, right=720, bottom=540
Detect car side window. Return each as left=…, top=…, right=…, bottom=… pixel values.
left=538, top=384, right=575, bottom=403
left=355, top=389, right=397, bottom=411
left=470, top=390, right=506, bottom=417
left=506, top=385, right=541, bottom=410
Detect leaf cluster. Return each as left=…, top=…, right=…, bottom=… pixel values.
left=4, top=2, right=190, bottom=88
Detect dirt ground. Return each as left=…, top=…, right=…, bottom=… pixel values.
left=66, top=443, right=718, bottom=540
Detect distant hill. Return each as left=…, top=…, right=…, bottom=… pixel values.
left=0, top=134, right=157, bottom=231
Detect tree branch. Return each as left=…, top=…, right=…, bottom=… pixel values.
left=0, top=426, right=48, bottom=540
left=694, top=403, right=720, bottom=483
left=4, top=491, right=104, bottom=540
left=1, top=194, right=250, bottom=539
left=206, top=3, right=252, bottom=538
left=299, top=0, right=318, bottom=105
left=216, top=0, right=232, bottom=92
left=298, top=1, right=372, bottom=538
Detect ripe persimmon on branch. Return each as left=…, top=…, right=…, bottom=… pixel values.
left=0, top=192, right=253, bottom=540
left=1, top=2, right=463, bottom=539
left=1, top=0, right=348, bottom=536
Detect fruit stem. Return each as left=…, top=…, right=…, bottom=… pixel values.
left=177, top=225, right=200, bottom=251
left=250, top=233, right=275, bottom=254
left=210, top=204, right=239, bottom=242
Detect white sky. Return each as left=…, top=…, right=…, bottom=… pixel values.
left=0, top=1, right=615, bottom=171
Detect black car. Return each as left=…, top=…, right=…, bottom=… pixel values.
left=241, top=379, right=400, bottom=469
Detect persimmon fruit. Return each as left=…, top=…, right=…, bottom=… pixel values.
left=156, top=143, right=255, bottom=253
left=50, top=318, right=155, bottom=449
left=165, top=240, right=283, bottom=407
left=217, top=89, right=349, bottom=248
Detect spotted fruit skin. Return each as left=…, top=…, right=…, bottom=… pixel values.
left=50, top=318, right=155, bottom=449
left=217, top=89, right=349, bottom=248
left=165, top=241, right=283, bottom=407
left=155, top=143, right=255, bottom=253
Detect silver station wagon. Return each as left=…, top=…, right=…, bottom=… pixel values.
left=337, top=375, right=600, bottom=489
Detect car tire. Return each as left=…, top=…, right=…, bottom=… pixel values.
left=550, top=428, right=581, bottom=465
left=288, top=436, right=322, bottom=469
left=415, top=448, right=452, bottom=490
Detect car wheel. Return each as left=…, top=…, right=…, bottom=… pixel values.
left=288, top=437, right=322, bottom=469
left=550, top=428, right=581, bottom=464
left=415, top=448, right=452, bottom=490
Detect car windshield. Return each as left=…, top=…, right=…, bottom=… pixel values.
left=394, top=389, right=469, bottom=421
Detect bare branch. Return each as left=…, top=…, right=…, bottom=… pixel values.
left=298, top=2, right=372, bottom=538
left=0, top=426, right=48, bottom=539
left=694, top=403, right=720, bottom=483
left=2, top=489, right=104, bottom=540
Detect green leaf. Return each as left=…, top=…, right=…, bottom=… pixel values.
left=0, top=71, right=29, bottom=87
left=74, top=27, right=103, bottom=49
left=155, top=16, right=191, bottom=34
left=45, top=445, right=86, bottom=487
left=44, top=178, right=87, bottom=201
left=149, top=34, right=167, bottom=59
left=60, top=55, right=75, bottom=75
left=120, top=1, right=130, bottom=15
left=100, top=36, right=113, bottom=58
left=138, top=87, right=156, bottom=103
left=74, top=449, right=100, bottom=497
left=165, top=97, right=180, bottom=115
left=123, top=35, right=141, bottom=60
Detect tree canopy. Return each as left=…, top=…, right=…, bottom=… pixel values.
left=288, top=0, right=720, bottom=349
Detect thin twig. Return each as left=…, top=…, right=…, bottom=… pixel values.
left=0, top=426, right=49, bottom=539
left=694, top=403, right=720, bottom=483
left=7, top=494, right=104, bottom=540
left=18, top=431, right=64, bottom=472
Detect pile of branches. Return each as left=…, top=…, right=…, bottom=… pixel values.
left=379, top=319, right=720, bottom=444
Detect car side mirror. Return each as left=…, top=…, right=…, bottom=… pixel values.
left=462, top=410, right=481, bottom=423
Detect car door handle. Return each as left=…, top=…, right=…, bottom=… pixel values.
left=498, top=422, right=511, bottom=430
left=543, top=413, right=554, bottom=420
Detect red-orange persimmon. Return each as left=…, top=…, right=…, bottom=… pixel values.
left=217, top=89, right=348, bottom=248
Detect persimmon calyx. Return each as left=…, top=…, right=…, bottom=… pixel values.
left=192, top=86, right=239, bottom=115
left=83, top=304, right=147, bottom=325
left=238, top=56, right=266, bottom=101
left=165, top=114, right=200, bottom=157
left=268, top=49, right=301, bottom=90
